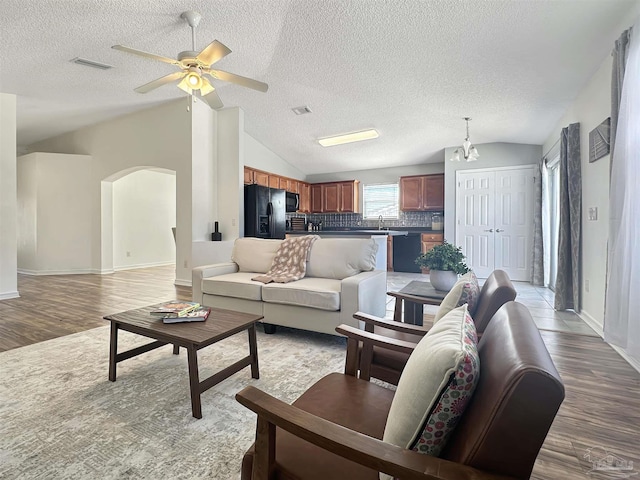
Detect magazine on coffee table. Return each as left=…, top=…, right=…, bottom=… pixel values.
left=162, top=307, right=211, bottom=324
left=150, top=301, right=200, bottom=316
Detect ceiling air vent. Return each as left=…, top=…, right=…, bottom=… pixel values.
left=70, top=57, right=113, bottom=70
left=292, top=106, right=312, bottom=115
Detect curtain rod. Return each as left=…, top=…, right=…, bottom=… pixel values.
left=542, top=137, right=561, bottom=160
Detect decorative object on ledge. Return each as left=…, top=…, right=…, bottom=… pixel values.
left=450, top=117, right=479, bottom=162
left=211, top=221, right=222, bottom=241
left=588, top=117, right=610, bottom=163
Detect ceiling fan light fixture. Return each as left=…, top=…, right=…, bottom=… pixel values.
left=450, top=117, right=480, bottom=162
left=318, top=129, right=379, bottom=147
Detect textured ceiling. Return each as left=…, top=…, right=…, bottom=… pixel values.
left=0, top=0, right=636, bottom=174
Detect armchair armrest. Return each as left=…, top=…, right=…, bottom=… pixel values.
left=335, top=324, right=417, bottom=377
left=236, top=386, right=517, bottom=480
left=353, top=311, right=430, bottom=336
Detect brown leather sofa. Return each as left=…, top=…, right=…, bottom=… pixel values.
left=237, top=301, right=564, bottom=480
left=361, top=269, right=517, bottom=385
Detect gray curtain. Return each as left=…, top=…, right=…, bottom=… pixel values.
left=531, top=159, right=544, bottom=286
left=554, top=123, right=581, bottom=312
left=611, top=28, right=631, bottom=161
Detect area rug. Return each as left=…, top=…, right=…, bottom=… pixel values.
left=0, top=325, right=350, bottom=479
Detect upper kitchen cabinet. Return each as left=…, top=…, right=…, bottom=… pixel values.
left=399, top=174, right=444, bottom=211
left=244, top=167, right=255, bottom=185
left=299, top=182, right=311, bottom=212
left=312, top=180, right=359, bottom=213
left=310, top=184, right=323, bottom=212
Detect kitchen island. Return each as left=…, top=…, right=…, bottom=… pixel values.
left=287, top=229, right=407, bottom=270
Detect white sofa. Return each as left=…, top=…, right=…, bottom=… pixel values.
left=192, top=237, right=387, bottom=335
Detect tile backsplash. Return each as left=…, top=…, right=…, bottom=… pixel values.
left=286, top=211, right=443, bottom=230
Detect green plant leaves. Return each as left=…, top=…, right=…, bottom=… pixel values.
left=415, top=241, right=470, bottom=275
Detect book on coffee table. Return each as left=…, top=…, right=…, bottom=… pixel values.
left=150, top=301, right=200, bottom=317
left=162, top=307, right=211, bottom=324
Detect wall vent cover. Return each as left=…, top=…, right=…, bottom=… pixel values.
left=292, top=106, right=312, bottom=115
left=70, top=57, right=114, bottom=70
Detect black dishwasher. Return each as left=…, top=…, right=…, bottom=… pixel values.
left=393, top=233, right=422, bottom=273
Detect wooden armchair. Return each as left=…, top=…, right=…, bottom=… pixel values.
left=360, top=269, right=517, bottom=385
left=236, top=302, right=564, bottom=480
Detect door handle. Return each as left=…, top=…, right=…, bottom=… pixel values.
left=484, top=229, right=494, bottom=232
left=496, top=229, right=504, bottom=232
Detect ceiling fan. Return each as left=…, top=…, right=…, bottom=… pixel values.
left=112, top=11, right=268, bottom=109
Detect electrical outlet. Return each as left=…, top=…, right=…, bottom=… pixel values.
left=585, top=279, right=590, bottom=292
left=183, top=260, right=188, bottom=268
left=588, top=207, right=598, bottom=221
left=232, top=218, right=236, bottom=226
left=126, top=251, right=131, bottom=257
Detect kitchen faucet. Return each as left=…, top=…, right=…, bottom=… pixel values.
left=378, top=215, right=384, bottom=230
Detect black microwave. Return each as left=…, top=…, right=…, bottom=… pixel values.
left=285, top=191, right=299, bottom=212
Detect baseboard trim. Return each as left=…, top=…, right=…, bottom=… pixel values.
left=0, top=291, right=20, bottom=300
left=609, top=344, right=640, bottom=375
left=18, top=268, right=102, bottom=276
left=578, top=311, right=604, bottom=338
left=174, top=279, right=192, bottom=287
left=113, top=261, right=174, bottom=272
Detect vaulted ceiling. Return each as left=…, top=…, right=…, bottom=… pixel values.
left=1, top=0, right=636, bottom=174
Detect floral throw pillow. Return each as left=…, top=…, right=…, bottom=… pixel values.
left=433, top=271, right=480, bottom=322
left=381, top=305, right=480, bottom=480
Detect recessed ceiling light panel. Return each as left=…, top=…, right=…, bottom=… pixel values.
left=318, top=129, right=379, bottom=147
left=70, top=57, right=113, bottom=70
left=292, top=106, right=312, bottom=115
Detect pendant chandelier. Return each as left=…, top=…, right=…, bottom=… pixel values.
left=450, top=117, right=479, bottom=162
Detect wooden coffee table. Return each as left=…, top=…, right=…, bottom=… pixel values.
left=393, top=280, right=448, bottom=325
left=103, top=304, right=263, bottom=419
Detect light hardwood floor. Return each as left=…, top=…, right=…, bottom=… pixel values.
left=1, top=266, right=638, bottom=479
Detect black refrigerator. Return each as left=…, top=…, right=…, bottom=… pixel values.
left=244, top=184, right=286, bottom=239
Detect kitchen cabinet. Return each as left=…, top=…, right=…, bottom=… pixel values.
left=387, top=235, right=393, bottom=271
left=420, top=232, right=444, bottom=273
left=299, top=182, right=311, bottom=212
left=400, top=174, right=444, bottom=211
left=254, top=170, right=269, bottom=187
left=244, top=167, right=254, bottom=185
left=269, top=175, right=280, bottom=189
left=311, top=180, right=359, bottom=213
left=310, top=184, right=323, bottom=212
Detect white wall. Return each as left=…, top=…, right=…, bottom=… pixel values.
left=542, top=58, right=612, bottom=331
left=17, top=152, right=93, bottom=274
left=218, top=108, right=245, bottom=240
left=0, top=93, right=18, bottom=299
left=245, top=134, right=306, bottom=180
left=444, top=143, right=542, bottom=241
left=29, top=100, right=196, bottom=283
left=112, top=169, right=176, bottom=270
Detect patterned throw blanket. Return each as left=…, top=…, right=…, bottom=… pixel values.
left=252, top=235, right=319, bottom=284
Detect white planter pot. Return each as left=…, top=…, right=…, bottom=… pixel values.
left=429, top=270, right=458, bottom=292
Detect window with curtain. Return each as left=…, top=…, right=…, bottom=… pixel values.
left=363, top=183, right=399, bottom=219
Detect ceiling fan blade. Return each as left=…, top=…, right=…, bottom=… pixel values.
left=200, top=89, right=224, bottom=110
left=112, top=45, right=180, bottom=66
left=207, top=69, right=268, bottom=92
left=196, top=40, right=232, bottom=66
left=134, top=71, right=186, bottom=94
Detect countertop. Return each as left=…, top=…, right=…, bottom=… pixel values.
left=286, top=229, right=409, bottom=236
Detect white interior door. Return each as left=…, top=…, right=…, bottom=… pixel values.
left=456, top=166, right=535, bottom=281
left=455, top=171, right=495, bottom=278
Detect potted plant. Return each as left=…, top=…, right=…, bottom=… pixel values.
left=415, top=241, right=470, bottom=291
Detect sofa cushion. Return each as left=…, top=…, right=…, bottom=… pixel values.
left=306, top=238, right=378, bottom=280
left=232, top=238, right=282, bottom=274
left=262, top=277, right=341, bottom=311
left=381, top=305, right=479, bottom=478
left=433, top=271, right=480, bottom=323
left=201, top=272, right=264, bottom=301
